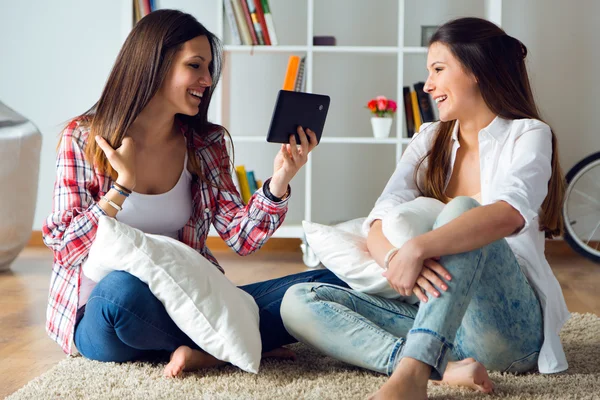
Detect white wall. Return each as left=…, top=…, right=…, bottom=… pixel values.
left=0, top=0, right=596, bottom=230
left=503, top=0, right=597, bottom=175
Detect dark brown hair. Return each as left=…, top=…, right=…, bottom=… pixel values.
left=62, top=9, right=231, bottom=187
left=416, top=17, right=564, bottom=237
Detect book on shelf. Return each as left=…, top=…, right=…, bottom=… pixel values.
left=238, top=0, right=258, bottom=45
left=413, top=82, right=436, bottom=123
left=253, top=0, right=271, bottom=45
left=233, top=166, right=262, bottom=204
left=410, top=90, right=422, bottom=132
left=260, top=0, right=278, bottom=45
left=223, top=0, right=242, bottom=45
left=246, top=170, right=258, bottom=194
left=133, top=0, right=154, bottom=25
left=402, top=82, right=436, bottom=135
left=229, top=0, right=253, bottom=45
left=225, top=0, right=278, bottom=46
left=402, top=87, right=416, bottom=138
left=294, top=56, right=306, bottom=92
left=235, top=165, right=252, bottom=204
left=282, top=55, right=300, bottom=91
left=245, top=0, right=265, bottom=45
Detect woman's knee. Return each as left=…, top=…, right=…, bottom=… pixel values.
left=281, top=283, right=316, bottom=320
left=90, top=271, right=152, bottom=309
left=281, top=282, right=334, bottom=336
left=433, top=196, right=481, bottom=229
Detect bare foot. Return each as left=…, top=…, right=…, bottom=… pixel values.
left=369, top=358, right=429, bottom=400
left=262, top=347, right=297, bottom=362
left=163, top=346, right=226, bottom=378
left=438, top=358, right=494, bottom=394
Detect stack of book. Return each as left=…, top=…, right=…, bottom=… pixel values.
left=403, top=82, right=436, bottom=137
left=133, top=0, right=156, bottom=25
left=234, top=165, right=263, bottom=204
left=282, top=55, right=306, bottom=92
left=224, top=0, right=278, bottom=46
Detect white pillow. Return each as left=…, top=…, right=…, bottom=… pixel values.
left=83, top=216, right=261, bottom=374
left=303, top=197, right=445, bottom=301
left=303, top=220, right=402, bottom=299
left=382, top=197, right=446, bottom=247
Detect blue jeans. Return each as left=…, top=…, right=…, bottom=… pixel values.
left=74, top=268, right=348, bottom=362
left=281, top=197, right=543, bottom=380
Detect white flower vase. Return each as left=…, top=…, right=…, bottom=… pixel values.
left=371, top=117, right=393, bottom=139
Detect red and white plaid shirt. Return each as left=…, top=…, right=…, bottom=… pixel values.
left=42, top=119, right=289, bottom=355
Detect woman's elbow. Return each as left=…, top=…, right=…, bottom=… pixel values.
left=498, top=201, right=526, bottom=234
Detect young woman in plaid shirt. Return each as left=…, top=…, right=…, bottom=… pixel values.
left=42, top=9, right=347, bottom=377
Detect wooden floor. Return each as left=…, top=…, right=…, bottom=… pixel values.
left=1, top=246, right=599, bottom=398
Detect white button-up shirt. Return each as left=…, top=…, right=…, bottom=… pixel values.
left=364, top=117, right=570, bottom=374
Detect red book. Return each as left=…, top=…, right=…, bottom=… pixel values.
left=239, top=0, right=258, bottom=45
left=253, top=0, right=271, bottom=45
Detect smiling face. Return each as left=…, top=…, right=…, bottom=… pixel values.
left=424, top=42, right=482, bottom=122
left=156, top=35, right=213, bottom=116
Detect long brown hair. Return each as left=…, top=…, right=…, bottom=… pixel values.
left=416, top=17, right=564, bottom=237
left=62, top=9, right=231, bottom=187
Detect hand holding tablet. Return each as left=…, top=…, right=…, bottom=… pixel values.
left=266, top=90, right=330, bottom=199
left=266, top=90, right=330, bottom=145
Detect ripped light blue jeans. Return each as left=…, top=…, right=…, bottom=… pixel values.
left=281, top=197, right=543, bottom=380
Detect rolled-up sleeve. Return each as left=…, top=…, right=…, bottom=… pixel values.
left=491, top=122, right=553, bottom=236
left=362, top=123, right=436, bottom=235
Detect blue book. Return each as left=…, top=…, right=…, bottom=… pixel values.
left=246, top=171, right=258, bottom=194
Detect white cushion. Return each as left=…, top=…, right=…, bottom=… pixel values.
left=303, top=197, right=445, bottom=301
left=83, top=216, right=261, bottom=373
left=382, top=197, right=446, bottom=247
left=0, top=103, right=42, bottom=271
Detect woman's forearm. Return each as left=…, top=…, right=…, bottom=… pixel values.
left=366, top=220, right=396, bottom=267
left=413, top=201, right=524, bottom=260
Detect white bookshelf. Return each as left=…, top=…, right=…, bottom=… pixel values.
left=208, top=0, right=502, bottom=265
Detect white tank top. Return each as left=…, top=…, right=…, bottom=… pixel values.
left=116, top=152, right=193, bottom=238
left=79, top=151, right=193, bottom=308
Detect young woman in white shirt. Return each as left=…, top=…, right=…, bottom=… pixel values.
left=280, top=17, right=569, bottom=399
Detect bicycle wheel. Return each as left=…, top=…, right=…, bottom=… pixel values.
left=562, top=151, right=600, bottom=263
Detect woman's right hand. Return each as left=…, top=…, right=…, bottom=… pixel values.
left=412, top=258, right=451, bottom=303
left=95, top=135, right=136, bottom=190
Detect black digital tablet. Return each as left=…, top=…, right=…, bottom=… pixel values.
left=266, top=90, right=330, bottom=145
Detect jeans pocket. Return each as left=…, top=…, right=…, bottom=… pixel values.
left=504, top=351, right=539, bottom=374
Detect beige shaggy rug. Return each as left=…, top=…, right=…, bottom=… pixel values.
left=6, top=313, right=600, bottom=400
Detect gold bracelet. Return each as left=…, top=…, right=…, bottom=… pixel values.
left=101, top=196, right=123, bottom=212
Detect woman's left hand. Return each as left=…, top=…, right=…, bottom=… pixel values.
left=382, top=240, right=427, bottom=297
left=269, top=126, right=318, bottom=197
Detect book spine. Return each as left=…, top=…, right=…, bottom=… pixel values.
left=145, top=0, right=152, bottom=14
left=247, top=171, right=258, bottom=194
left=133, top=0, right=141, bottom=24
left=230, top=0, right=252, bottom=45
left=245, top=0, right=265, bottom=45
left=294, top=57, right=306, bottom=92
left=261, top=0, right=278, bottom=45
left=403, top=86, right=415, bottom=138
left=239, top=0, right=258, bottom=45
left=235, top=166, right=252, bottom=204
left=253, top=0, right=271, bottom=45
left=282, top=56, right=300, bottom=91
left=413, top=82, right=435, bottom=122
left=410, top=90, right=422, bottom=132
left=224, top=0, right=242, bottom=45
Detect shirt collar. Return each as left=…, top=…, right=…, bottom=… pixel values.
left=451, top=116, right=510, bottom=143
